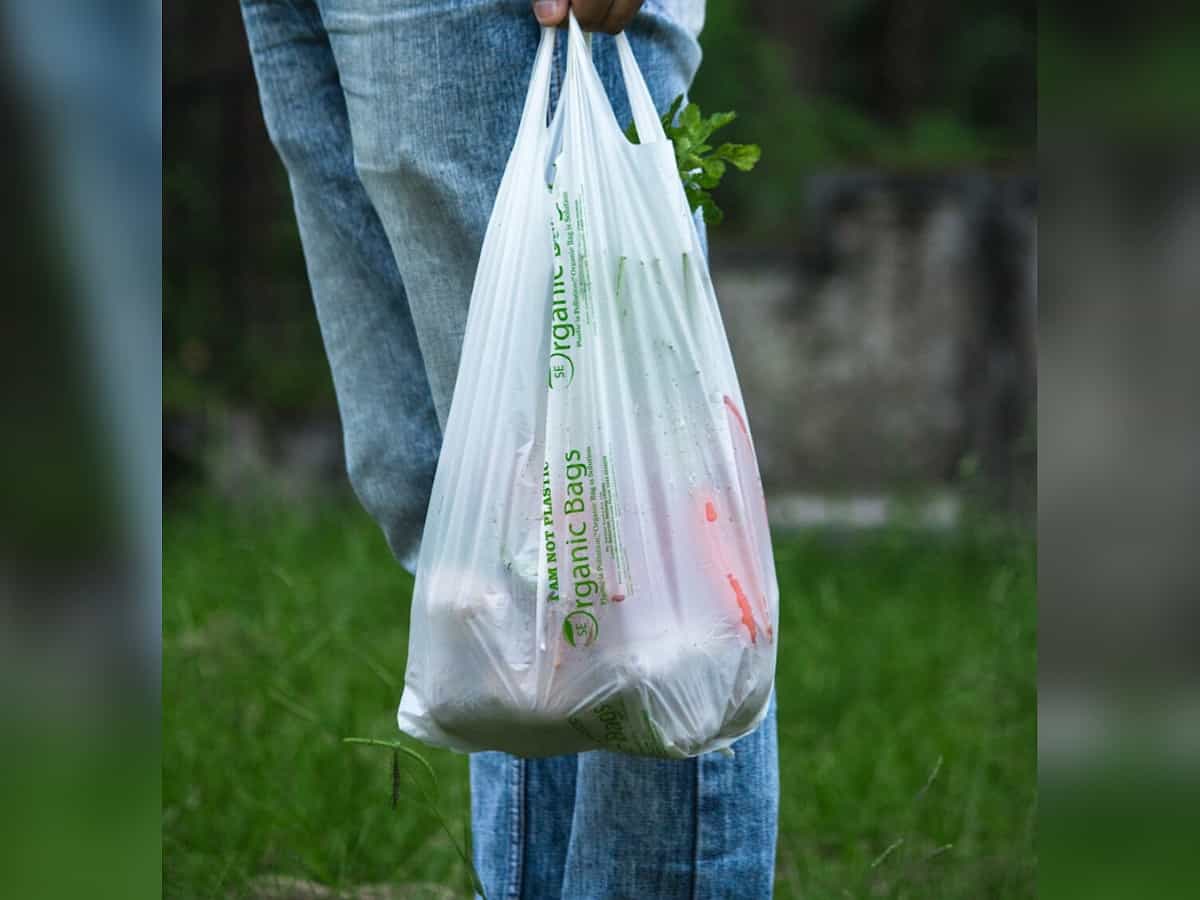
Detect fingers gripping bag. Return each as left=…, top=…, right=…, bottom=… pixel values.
left=398, top=18, right=778, bottom=759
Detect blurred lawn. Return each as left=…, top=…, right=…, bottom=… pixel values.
left=163, top=495, right=1035, bottom=899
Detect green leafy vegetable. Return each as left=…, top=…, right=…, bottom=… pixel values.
left=625, top=94, right=761, bottom=225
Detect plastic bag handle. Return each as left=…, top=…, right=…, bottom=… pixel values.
left=565, top=12, right=668, bottom=145
left=615, top=32, right=666, bottom=143
left=515, top=26, right=557, bottom=142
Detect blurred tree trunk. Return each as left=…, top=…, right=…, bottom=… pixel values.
left=757, top=0, right=828, bottom=91
left=881, top=0, right=955, bottom=123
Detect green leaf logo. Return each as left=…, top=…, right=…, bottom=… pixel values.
left=562, top=610, right=599, bottom=648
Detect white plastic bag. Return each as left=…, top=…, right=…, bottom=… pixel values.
left=398, top=18, right=778, bottom=759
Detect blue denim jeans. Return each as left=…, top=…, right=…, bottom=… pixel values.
left=240, top=2, right=778, bottom=896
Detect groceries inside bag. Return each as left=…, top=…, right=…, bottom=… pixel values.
left=398, top=17, right=778, bottom=758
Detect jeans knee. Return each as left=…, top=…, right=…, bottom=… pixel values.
left=344, top=436, right=433, bottom=572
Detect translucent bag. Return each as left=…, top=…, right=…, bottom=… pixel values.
left=398, top=17, right=778, bottom=759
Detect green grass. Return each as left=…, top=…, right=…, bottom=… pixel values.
left=164, top=494, right=1036, bottom=899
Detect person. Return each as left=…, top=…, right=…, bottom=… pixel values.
left=239, top=1, right=778, bottom=896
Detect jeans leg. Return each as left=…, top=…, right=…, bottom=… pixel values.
left=561, top=696, right=779, bottom=900
left=471, top=752, right=579, bottom=900
left=473, top=703, right=777, bottom=900
left=315, top=0, right=542, bottom=424
left=240, top=0, right=440, bottom=570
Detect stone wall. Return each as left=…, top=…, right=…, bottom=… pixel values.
left=714, top=172, right=1036, bottom=506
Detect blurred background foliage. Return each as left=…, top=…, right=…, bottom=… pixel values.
left=164, top=0, right=1035, bottom=419
left=691, top=0, right=1034, bottom=226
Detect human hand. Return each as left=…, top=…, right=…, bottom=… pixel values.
left=531, top=1, right=645, bottom=35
